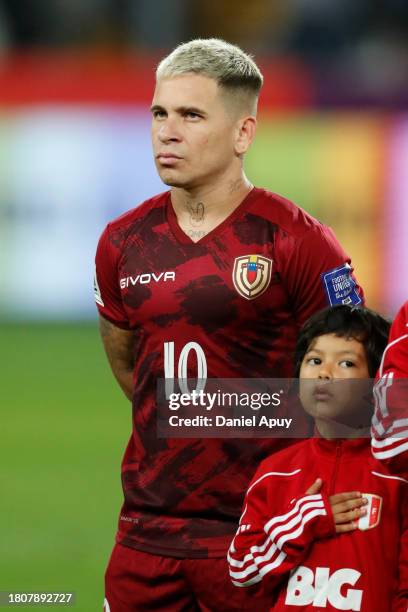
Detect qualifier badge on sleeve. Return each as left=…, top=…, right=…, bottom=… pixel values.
left=321, top=263, right=362, bottom=306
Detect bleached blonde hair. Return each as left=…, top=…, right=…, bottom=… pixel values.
left=156, top=38, right=263, bottom=115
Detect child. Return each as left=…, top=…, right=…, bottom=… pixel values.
left=228, top=305, right=408, bottom=611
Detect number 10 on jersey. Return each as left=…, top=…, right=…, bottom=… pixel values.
left=164, top=342, right=208, bottom=397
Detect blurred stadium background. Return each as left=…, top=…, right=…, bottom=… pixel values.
left=1, top=1, right=407, bottom=609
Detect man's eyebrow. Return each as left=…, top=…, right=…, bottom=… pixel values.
left=150, top=104, right=207, bottom=116
left=150, top=104, right=165, bottom=113
left=178, top=106, right=207, bottom=116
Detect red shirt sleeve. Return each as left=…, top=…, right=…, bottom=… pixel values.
left=379, top=301, right=408, bottom=378
left=277, top=224, right=365, bottom=327
left=392, top=483, right=408, bottom=611
left=371, top=301, right=408, bottom=479
left=94, top=223, right=130, bottom=329
left=228, top=466, right=335, bottom=590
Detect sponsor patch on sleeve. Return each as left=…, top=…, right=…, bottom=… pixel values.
left=321, top=263, right=362, bottom=306
left=94, top=267, right=104, bottom=307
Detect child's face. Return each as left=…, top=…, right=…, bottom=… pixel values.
left=299, top=333, right=371, bottom=430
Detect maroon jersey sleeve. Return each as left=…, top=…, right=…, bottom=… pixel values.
left=278, top=224, right=364, bottom=326
left=94, top=224, right=130, bottom=329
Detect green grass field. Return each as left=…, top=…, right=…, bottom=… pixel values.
left=1, top=323, right=131, bottom=611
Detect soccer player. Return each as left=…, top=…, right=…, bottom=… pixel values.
left=95, top=39, right=365, bottom=610
left=372, top=300, right=408, bottom=479
left=228, top=306, right=408, bottom=611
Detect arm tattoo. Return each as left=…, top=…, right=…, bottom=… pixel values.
left=99, top=315, right=114, bottom=339
left=98, top=316, right=136, bottom=400
left=98, top=316, right=135, bottom=366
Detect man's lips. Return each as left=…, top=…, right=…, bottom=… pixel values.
left=157, top=153, right=182, bottom=163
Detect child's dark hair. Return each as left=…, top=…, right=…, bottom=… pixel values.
left=294, top=305, right=391, bottom=378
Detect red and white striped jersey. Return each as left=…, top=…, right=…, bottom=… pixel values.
left=371, top=301, right=408, bottom=479
left=228, top=437, right=408, bottom=611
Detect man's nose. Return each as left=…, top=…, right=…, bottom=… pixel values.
left=157, top=118, right=181, bottom=143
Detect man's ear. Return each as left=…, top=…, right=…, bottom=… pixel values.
left=234, top=116, right=257, bottom=156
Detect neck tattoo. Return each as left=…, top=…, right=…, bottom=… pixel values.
left=187, top=229, right=207, bottom=240
left=228, top=178, right=242, bottom=194
left=187, top=201, right=205, bottom=227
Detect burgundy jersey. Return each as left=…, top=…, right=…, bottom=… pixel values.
left=94, top=187, right=364, bottom=558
